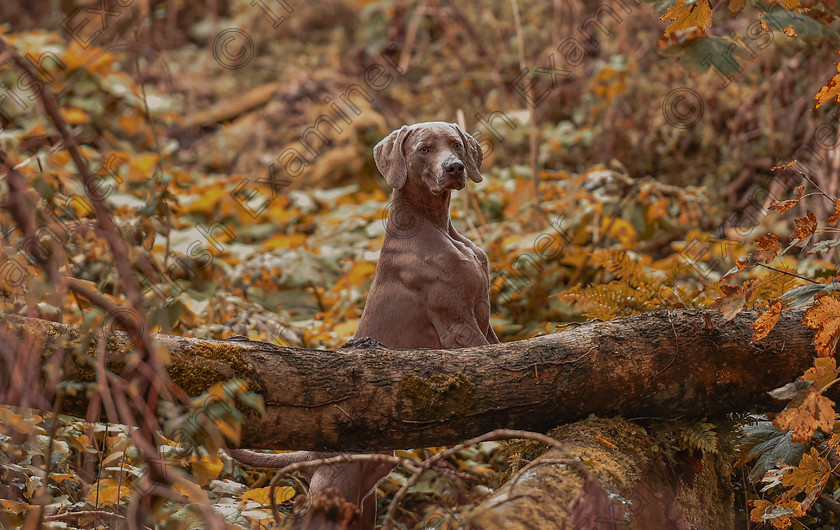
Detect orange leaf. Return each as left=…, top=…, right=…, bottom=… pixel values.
left=814, top=52, right=840, bottom=111
left=827, top=198, right=840, bottom=225
left=770, top=185, right=805, bottom=212
left=750, top=300, right=784, bottom=342
left=661, top=0, right=713, bottom=37
left=751, top=233, right=780, bottom=263
left=59, top=107, right=90, bottom=124
left=722, top=258, right=749, bottom=281
left=802, top=295, right=840, bottom=356
left=775, top=390, right=837, bottom=444
left=241, top=485, right=296, bottom=505
left=791, top=211, right=817, bottom=240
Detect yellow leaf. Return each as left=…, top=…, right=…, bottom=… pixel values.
left=190, top=456, right=224, bottom=486
left=242, top=486, right=296, bottom=505
left=263, top=233, right=308, bottom=250
left=85, top=479, right=128, bottom=504
left=345, top=262, right=377, bottom=286
left=332, top=320, right=359, bottom=341
left=801, top=295, right=840, bottom=356
left=182, top=187, right=228, bottom=216
left=781, top=447, right=829, bottom=496
left=172, top=479, right=211, bottom=504
left=750, top=300, right=784, bottom=342
left=601, top=217, right=637, bottom=248
left=0, top=409, right=44, bottom=436
left=59, top=108, right=89, bottom=124
left=803, top=357, right=838, bottom=392
left=661, top=0, right=713, bottom=37
left=217, top=419, right=241, bottom=443
left=128, top=153, right=159, bottom=181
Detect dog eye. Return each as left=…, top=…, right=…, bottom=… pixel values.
left=454, top=143, right=462, bottom=150
left=419, top=147, right=429, bottom=153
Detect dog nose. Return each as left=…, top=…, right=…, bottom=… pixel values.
left=445, top=162, right=465, bottom=175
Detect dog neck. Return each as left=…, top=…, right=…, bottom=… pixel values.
left=391, top=180, right=453, bottom=232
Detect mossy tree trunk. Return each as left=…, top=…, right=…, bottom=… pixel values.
left=461, top=417, right=734, bottom=529
left=0, top=309, right=817, bottom=452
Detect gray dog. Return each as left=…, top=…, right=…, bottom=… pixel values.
left=232, top=122, right=498, bottom=528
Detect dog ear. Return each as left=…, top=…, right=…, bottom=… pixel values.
left=374, top=125, right=412, bottom=189
left=452, top=124, right=484, bottom=183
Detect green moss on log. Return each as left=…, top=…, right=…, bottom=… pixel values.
left=399, top=372, right=475, bottom=421
left=169, top=342, right=264, bottom=397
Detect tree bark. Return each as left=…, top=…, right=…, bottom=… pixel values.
left=461, top=417, right=734, bottom=529
left=0, top=308, right=817, bottom=451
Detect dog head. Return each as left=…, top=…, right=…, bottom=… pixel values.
left=373, top=122, right=483, bottom=194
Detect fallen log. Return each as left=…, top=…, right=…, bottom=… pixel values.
left=461, top=417, right=734, bottom=529
left=0, top=308, right=817, bottom=451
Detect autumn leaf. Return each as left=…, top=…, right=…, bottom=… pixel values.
left=750, top=300, right=784, bottom=342
left=190, top=454, right=224, bottom=486
left=781, top=447, right=830, bottom=496
left=779, top=447, right=830, bottom=511
left=59, top=107, right=90, bottom=125
left=749, top=498, right=805, bottom=529
left=770, top=186, right=804, bottom=213
left=774, top=390, right=837, bottom=444
left=242, top=485, right=297, bottom=505
left=827, top=198, right=840, bottom=225
left=722, top=258, right=750, bottom=281
left=661, top=0, right=713, bottom=37
left=712, top=284, right=747, bottom=320
left=751, top=233, right=780, bottom=263
left=770, top=199, right=799, bottom=213
left=85, top=479, right=130, bottom=504
left=802, top=357, right=839, bottom=392
left=814, top=52, right=840, bottom=110
left=801, top=295, right=840, bottom=356
left=791, top=211, right=817, bottom=240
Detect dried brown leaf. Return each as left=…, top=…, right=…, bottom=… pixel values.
left=775, top=390, right=837, bottom=444
left=750, top=300, right=784, bottom=342
left=791, top=211, right=817, bottom=240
